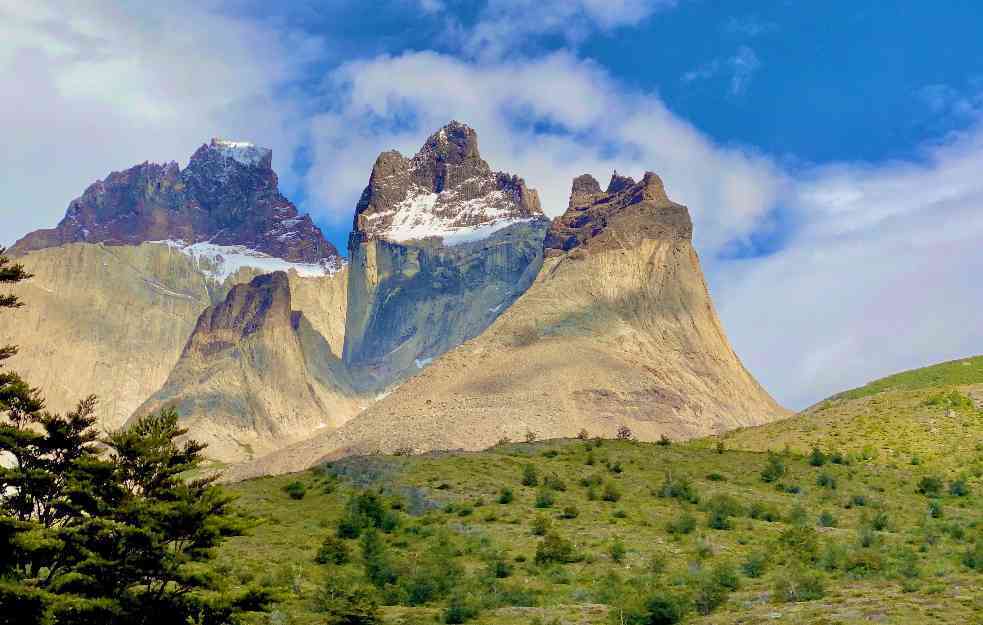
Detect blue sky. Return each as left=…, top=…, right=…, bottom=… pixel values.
left=3, top=0, right=983, bottom=409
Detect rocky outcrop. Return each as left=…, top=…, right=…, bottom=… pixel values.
left=544, top=171, right=692, bottom=256
left=229, top=171, right=787, bottom=478
left=0, top=242, right=348, bottom=429
left=10, top=139, right=340, bottom=265
left=343, top=122, right=550, bottom=390
left=129, top=272, right=363, bottom=463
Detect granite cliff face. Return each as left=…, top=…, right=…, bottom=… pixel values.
left=129, top=272, right=362, bottom=463
left=230, top=171, right=786, bottom=477
left=343, top=122, right=550, bottom=389
left=10, top=139, right=340, bottom=266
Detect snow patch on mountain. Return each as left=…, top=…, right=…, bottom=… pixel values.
left=152, top=240, right=343, bottom=282
left=210, top=139, right=271, bottom=167
left=371, top=185, right=532, bottom=245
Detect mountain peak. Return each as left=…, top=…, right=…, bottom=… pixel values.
left=11, top=140, right=339, bottom=265
left=206, top=138, right=273, bottom=168
left=351, top=122, right=544, bottom=246
left=545, top=170, right=691, bottom=256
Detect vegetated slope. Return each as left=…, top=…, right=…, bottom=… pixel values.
left=130, top=272, right=365, bottom=463
left=214, top=438, right=983, bottom=625
left=230, top=171, right=786, bottom=478
left=717, top=356, right=983, bottom=473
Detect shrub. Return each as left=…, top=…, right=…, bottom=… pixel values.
left=808, top=447, right=827, bottom=467
left=816, top=472, right=836, bottom=490
left=928, top=500, right=943, bottom=518
left=543, top=473, right=566, bottom=491
left=657, top=473, right=699, bottom=503
left=561, top=505, right=579, bottom=519
left=705, top=472, right=725, bottom=482
left=787, top=503, right=809, bottom=526
left=534, top=489, right=555, bottom=508
left=338, top=490, right=392, bottom=539
left=609, top=461, right=624, bottom=474
left=760, top=453, right=786, bottom=483
left=772, top=568, right=825, bottom=603
left=486, top=556, right=513, bottom=579
left=666, top=512, right=697, bottom=535
left=531, top=514, right=552, bottom=536
left=657, top=434, right=672, bottom=447
left=689, top=562, right=738, bottom=616
left=817, top=511, right=838, bottom=528
left=525, top=430, right=538, bottom=443
left=521, top=464, right=539, bottom=487
left=616, top=425, right=633, bottom=440
left=585, top=451, right=595, bottom=466
left=828, top=450, right=847, bottom=465
left=619, top=591, right=688, bottom=625
left=602, top=481, right=622, bottom=502
left=317, top=536, right=351, bottom=565
left=848, top=494, right=867, bottom=508
left=498, top=487, right=514, bottom=504
left=778, top=526, right=819, bottom=563
left=318, top=579, right=380, bottom=625
left=361, top=529, right=397, bottom=588
left=704, top=494, right=743, bottom=530
left=948, top=478, right=970, bottom=497
left=284, top=481, right=307, bottom=500
left=917, top=476, right=943, bottom=496
left=845, top=549, right=883, bottom=576
left=748, top=501, right=781, bottom=522
left=610, top=538, right=627, bottom=563
left=534, top=531, right=579, bottom=565
left=869, top=510, right=890, bottom=532
left=442, top=593, right=480, bottom=624
left=577, top=429, right=590, bottom=440
left=612, top=508, right=627, bottom=519
left=741, top=552, right=768, bottom=578
left=962, top=541, right=983, bottom=570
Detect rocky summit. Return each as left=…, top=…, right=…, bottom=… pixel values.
left=10, top=139, right=339, bottom=265
left=130, top=271, right=363, bottom=463
left=343, top=122, right=550, bottom=390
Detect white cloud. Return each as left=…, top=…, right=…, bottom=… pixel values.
left=466, top=0, right=676, bottom=59
left=0, top=0, right=322, bottom=246
left=717, top=120, right=983, bottom=408
left=306, top=50, right=785, bottom=258
left=729, top=46, right=760, bottom=95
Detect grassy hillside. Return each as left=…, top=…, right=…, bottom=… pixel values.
left=216, top=436, right=983, bottom=624
left=714, top=356, right=983, bottom=474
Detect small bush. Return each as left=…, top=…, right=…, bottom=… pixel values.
left=928, top=500, right=943, bottom=518
left=748, top=501, right=781, bottom=522
left=534, top=531, right=579, bottom=565
left=962, top=541, right=983, bottom=570
left=705, top=472, right=725, bottom=482
left=869, top=510, right=890, bottom=532
left=760, top=453, right=786, bottom=483
left=316, top=536, right=351, bottom=565
left=619, top=591, right=688, bottom=625
left=610, top=538, right=626, bottom=563
left=817, top=511, right=838, bottom=528
left=318, top=579, right=380, bottom=625
left=284, top=481, right=307, bottom=500
left=845, top=549, right=883, bottom=576
left=442, top=593, right=480, bottom=624
left=778, top=526, right=819, bottom=563
left=616, top=425, right=633, bottom=440
left=666, top=512, right=697, bottom=535
left=609, top=461, right=624, bottom=474
left=808, top=447, right=827, bottom=467
left=657, top=434, right=672, bottom=447
left=534, top=489, right=555, bottom=508
left=772, top=568, right=825, bottom=603
left=498, top=487, right=514, bottom=504
left=521, top=464, right=539, bottom=487
left=787, top=503, right=809, bottom=526
left=741, top=552, right=768, bottom=578
left=704, top=494, right=743, bottom=530
left=917, top=476, right=943, bottom=497
left=948, top=478, right=970, bottom=497
left=576, top=429, right=590, bottom=440
left=531, top=514, right=552, bottom=536
left=560, top=505, right=579, bottom=519
left=602, top=481, right=622, bottom=503
left=543, top=473, right=567, bottom=491
left=816, top=472, right=837, bottom=490
left=848, top=494, right=867, bottom=508
left=657, top=473, right=699, bottom=503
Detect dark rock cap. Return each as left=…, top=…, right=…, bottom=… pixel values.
left=544, top=170, right=692, bottom=256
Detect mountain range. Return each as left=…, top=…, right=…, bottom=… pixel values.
left=2, top=122, right=786, bottom=468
